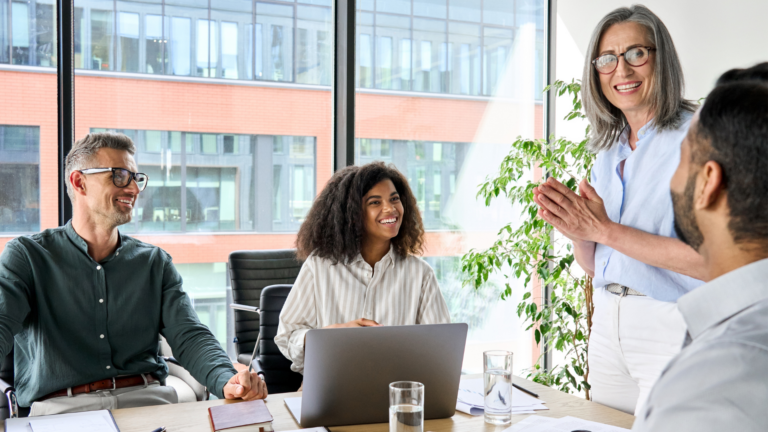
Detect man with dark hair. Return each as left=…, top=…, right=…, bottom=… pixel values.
left=0, top=133, right=266, bottom=416
left=633, top=62, right=768, bottom=431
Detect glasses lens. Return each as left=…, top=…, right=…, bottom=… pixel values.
left=625, top=47, right=649, bottom=66
left=135, top=173, right=148, bottom=191
left=113, top=169, right=131, bottom=187
left=595, top=54, right=617, bottom=73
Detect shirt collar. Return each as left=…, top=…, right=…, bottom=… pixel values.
left=350, top=244, right=397, bottom=267
left=64, top=220, right=126, bottom=263
left=677, top=257, right=768, bottom=340
left=617, top=120, right=657, bottom=150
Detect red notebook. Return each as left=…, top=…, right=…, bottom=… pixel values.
left=208, top=400, right=274, bottom=432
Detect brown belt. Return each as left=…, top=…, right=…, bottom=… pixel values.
left=39, top=374, right=159, bottom=401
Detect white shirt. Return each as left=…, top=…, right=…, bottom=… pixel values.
left=275, top=246, right=451, bottom=373
left=633, top=258, right=768, bottom=431
left=591, top=112, right=704, bottom=301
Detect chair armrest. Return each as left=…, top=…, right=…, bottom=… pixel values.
left=0, top=378, right=17, bottom=418
left=163, top=357, right=209, bottom=401
left=229, top=303, right=260, bottom=314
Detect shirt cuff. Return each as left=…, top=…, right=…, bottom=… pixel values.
left=288, top=328, right=311, bottom=374
left=210, top=366, right=238, bottom=399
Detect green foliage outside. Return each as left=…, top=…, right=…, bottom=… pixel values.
left=461, top=80, right=596, bottom=399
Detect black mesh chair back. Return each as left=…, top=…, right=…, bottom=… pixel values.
left=228, top=250, right=302, bottom=365
left=258, top=284, right=303, bottom=393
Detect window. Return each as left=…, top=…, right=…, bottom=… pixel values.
left=72, top=0, right=332, bottom=353
left=11, top=0, right=56, bottom=67
left=0, top=126, right=40, bottom=233
left=355, top=0, right=547, bottom=375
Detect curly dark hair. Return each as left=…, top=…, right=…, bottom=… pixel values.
left=296, top=162, right=425, bottom=262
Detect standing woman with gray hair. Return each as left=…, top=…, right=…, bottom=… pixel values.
left=532, top=5, right=705, bottom=414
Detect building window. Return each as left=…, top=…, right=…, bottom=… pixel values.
left=0, top=125, right=40, bottom=234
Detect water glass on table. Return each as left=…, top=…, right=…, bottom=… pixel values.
left=484, top=350, right=513, bottom=425
left=389, top=381, right=424, bottom=432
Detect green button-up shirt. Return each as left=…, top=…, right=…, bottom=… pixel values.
left=0, top=222, right=237, bottom=407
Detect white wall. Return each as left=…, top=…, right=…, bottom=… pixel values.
left=556, top=0, right=768, bottom=101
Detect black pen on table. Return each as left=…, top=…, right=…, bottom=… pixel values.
left=150, top=427, right=166, bottom=432
left=513, top=383, right=539, bottom=398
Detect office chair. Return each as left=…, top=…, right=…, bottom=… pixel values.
left=0, top=337, right=207, bottom=420
left=228, top=250, right=303, bottom=393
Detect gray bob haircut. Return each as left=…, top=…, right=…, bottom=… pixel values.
left=65, top=132, right=137, bottom=202
left=581, top=4, right=696, bottom=152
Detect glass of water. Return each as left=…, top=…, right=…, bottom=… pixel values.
left=389, top=381, right=424, bottom=432
left=484, top=350, right=513, bottom=425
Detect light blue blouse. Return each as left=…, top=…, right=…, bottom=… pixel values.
left=591, top=111, right=704, bottom=302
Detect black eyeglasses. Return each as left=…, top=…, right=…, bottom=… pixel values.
left=592, top=46, right=656, bottom=74
left=79, top=167, right=149, bottom=191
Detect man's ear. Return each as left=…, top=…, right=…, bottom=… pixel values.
left=70, top=171, right=88, bottom=197
left=695, top=161, right=725, bottom=210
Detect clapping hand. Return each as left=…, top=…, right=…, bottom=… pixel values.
left=532, top=177, right=612, bottom=243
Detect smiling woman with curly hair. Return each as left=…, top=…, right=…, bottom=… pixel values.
left=274, top=162, right=451, bottom=374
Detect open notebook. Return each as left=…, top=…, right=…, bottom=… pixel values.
left=4, top=409, right=119, bottom=432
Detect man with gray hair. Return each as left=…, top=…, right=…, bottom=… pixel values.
left=0, top=132, right=266, bottom=416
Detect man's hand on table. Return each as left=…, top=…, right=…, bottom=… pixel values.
left=223, top=369, right=268, bottom=401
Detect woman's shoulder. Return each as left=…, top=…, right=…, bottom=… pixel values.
left=396, top=254, right=436, bottom=276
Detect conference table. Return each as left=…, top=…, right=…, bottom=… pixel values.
left=1, top=375, right=635, bottom=431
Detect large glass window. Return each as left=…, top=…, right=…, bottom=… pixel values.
left=355, top=0, right=547, bottom=375
left=71, top=1, right=332, bottom=352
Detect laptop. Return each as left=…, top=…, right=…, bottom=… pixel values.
left=299, top=323, right=468, bottom=428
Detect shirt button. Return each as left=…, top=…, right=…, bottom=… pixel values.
left=603, top=261, right=607, bottom=266
left=100, top=334, right=104, bottom=339
left=96, top=265, right=102, bottom=270
left=106, top=366, right=111, bottom=370
left=99, top=299, right=104, bottom=303
left=115, top=252, right=119, bottom=256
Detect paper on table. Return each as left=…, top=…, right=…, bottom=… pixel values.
left=456, top=378, right=548, bottom=416
left=504, top=415, right=630, bottom=432
left=285, top=396, right=302, bottom=424
left=19, top=410, right=118, bottom=432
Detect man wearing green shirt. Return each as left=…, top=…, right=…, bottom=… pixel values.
left=0, top=132, right=266, bottom=416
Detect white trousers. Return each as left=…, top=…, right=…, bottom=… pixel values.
left=29, top=382, right=178, bottom=417
left=588, top=287, right=687, bottom=415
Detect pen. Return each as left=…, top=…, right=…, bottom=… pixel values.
left=150, top=427, right=166, bottom=432
left=513, top=383, right=539, bottom=398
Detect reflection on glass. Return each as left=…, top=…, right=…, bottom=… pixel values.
left=118, top=11, right=139, bottom=72
left=297, top=6, right=332, bottom=85
left=12, top=0, right=56, bottom=67
left=0, top=125, right=40, bottom=233
left=0, top=2, right=8, bottom=64
left=145, top=14, right=167, bottom=74
left=376, top=14, right=410, bottom=90
left=448, top=0, right=480, bottom=22
left=257, top=2, right=293, bottom=82
left=357, top=12, right=373, bottom=88
left=483, top=27, right=513, bottom=96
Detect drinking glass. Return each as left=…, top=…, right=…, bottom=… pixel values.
left=389, top=381, right=424, bottom=432
left=484, top=350, right=513, bottom=425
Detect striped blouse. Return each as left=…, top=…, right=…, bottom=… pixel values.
left=274, top=246, right=451, bottom=374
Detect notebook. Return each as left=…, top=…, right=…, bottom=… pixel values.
left=208, top=400, right=274, bottom=432
left=4, top=409, right=119, bottom=432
